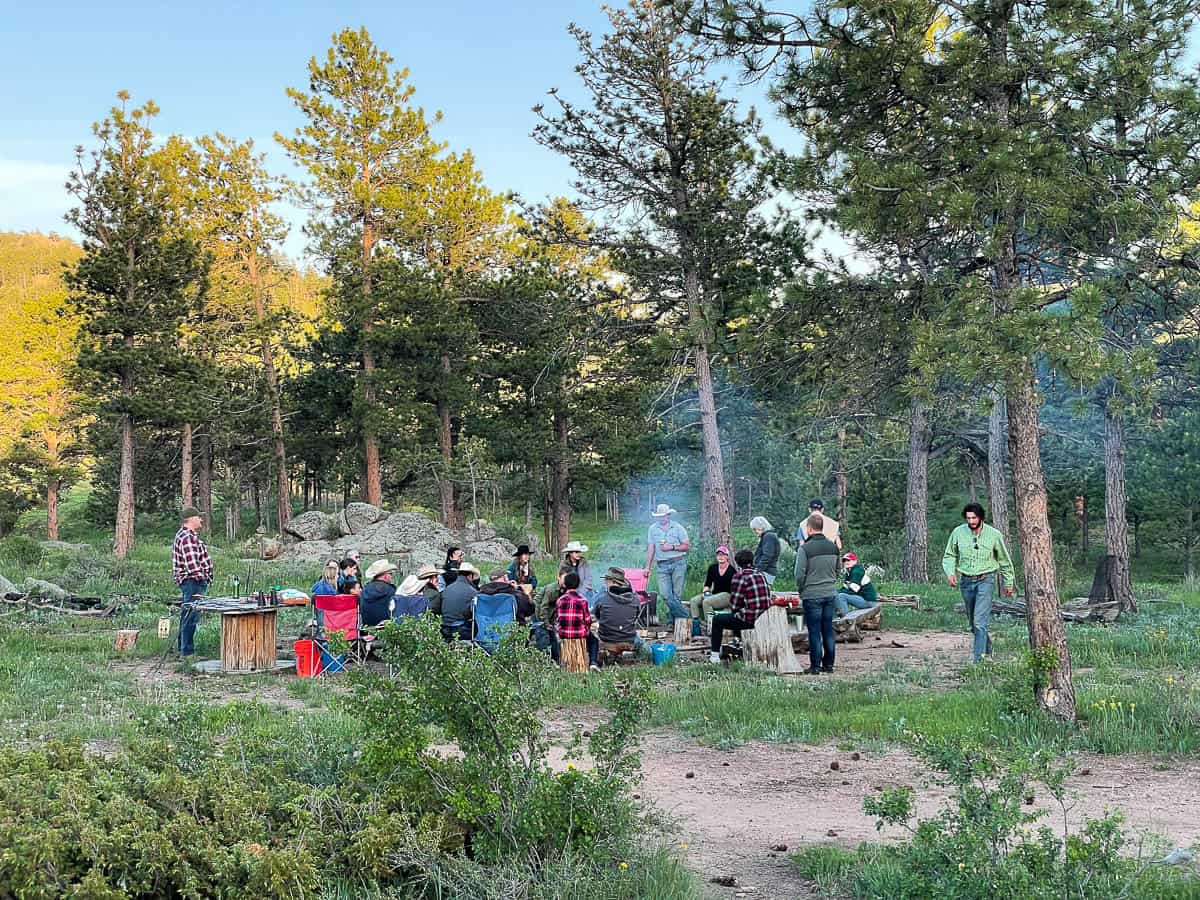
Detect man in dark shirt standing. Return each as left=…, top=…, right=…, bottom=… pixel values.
left=794, top=513, right=840, bottom=674
left=172, top=506, right=213, bottom=657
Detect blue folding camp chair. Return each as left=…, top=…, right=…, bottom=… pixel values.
left=473, top=591, right=516, bottom=653
left=391, top=593, right=430, bottom=622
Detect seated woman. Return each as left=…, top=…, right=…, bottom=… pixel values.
left=835, top=552, right=879, bottom=615
left=311, top=559, right=339, bottom=628
left=437, top=546, right=464, bottom=590
left=688, top=545, right=736, bottom=630
left=337, top=557, right=360, bottom=592
left=507, top=544, right=539, bottom=593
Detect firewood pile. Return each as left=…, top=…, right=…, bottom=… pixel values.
left=1, top=592, right=119, bottom=617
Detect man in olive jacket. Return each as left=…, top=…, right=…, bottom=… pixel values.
left=794, top=513, right=841, bottom=674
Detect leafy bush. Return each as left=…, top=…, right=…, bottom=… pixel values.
left=352, top=616, right=653, bottom=868
left=797, top=735, right=1200, bottom=899
left=0, top=534, right=42, bottom=569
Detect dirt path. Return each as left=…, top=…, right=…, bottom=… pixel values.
left=635, top=729, right=1200, bottom=899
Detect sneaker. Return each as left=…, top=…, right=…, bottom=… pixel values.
left=708, top=651, right=722, bottom=664
left=821, top=667, right=834, bottom=674
left=804, top=667, right=820, bottom=675
left=589, top=663, right=600, bottom=673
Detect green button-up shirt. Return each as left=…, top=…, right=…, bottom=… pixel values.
left=942, top=522, right=1016, bottom=586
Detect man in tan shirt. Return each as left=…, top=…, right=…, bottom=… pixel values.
left=799, top=499, right=842, bottom=549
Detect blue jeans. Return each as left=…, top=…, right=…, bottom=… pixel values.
left=835, top=592, right=875, bottom=615
left=532, top=623, right=560, bottom=662
left=178, top=578, right=207, bottom=656
left=802, top=596, right=837, bottom=671
left=656, top=558, right=688, bottom=622
left=960, top=573, right=995, bottom=662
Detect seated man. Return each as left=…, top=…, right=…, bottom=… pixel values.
left=433, top=562, right=478, bottom=642
left=555, top=571, right=600, bottom=672
left=360, top=559, right=398, bottom=626
left=533, top=564, right=572, bottom=661
left=835, top=552, right=879, bottom=615
left=594, top=567, right=646, bottom=661
left=708, top=549, right=772, bottom=664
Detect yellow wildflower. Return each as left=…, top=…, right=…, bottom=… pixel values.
left=619, top=862, right=628, bottom=871
left=680, top=842, right=689, bottom=850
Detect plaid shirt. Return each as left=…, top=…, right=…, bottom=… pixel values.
left=729, top=568, right=772, bottom=625
left=172, top=527, right=213, bottom=585
left=555, top=589, right=592, bottom=640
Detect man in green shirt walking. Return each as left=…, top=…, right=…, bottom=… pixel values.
left=942, top=502, right=1016, bottom=663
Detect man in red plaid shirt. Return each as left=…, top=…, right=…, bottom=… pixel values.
left=172, top=506, right=213, bottom=656
left=709, top=549, right=771, bottom=663
left=554, top=572, right=600, bottom=671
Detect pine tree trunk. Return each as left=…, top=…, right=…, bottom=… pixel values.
left=195, top=430, right=213, bottom=522
left=46, top=475, right=60, bottom=541
left=988, top=389, right=1011, bottom=543
left=181, top=422, right=193, bottom=509
left=1187, top=506, right=1196, bottom=583
left=1103, top=407, right=1136, bottom=612
left=360, top=218, right=383, bottom=507
left=694, top=340, right=732, bottom=545
left=437, top=399, right=460, bottom=528
left=114, top=413, right=135, bottom=558
left=550, top=409, right=571, bottom=556
left=902, top=397, right=931, bottom=583
left=257, top=333, right=291, bottom=530
left=1008, top=373, right=1076, bottom=721
left=836, top=425, right=849, bottom=524
left=226, top=467, right=241, bottom=543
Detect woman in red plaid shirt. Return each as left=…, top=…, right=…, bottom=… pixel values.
left=709, top=549, right=771, bottom=663
left=554, top=572, right=600, bottom=671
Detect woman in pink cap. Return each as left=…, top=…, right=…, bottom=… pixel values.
left=688, top=545, right=737, bottom=631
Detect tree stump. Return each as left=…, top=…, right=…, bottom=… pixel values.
left=672, top=616, right=694, bottom=647
left=744, top=606, right=803, bottom=673
left=114, top=629, right=139, bottom=650
left=600, top=641, right=634, bottom=665
left=560, top=638, right=589, bottom=673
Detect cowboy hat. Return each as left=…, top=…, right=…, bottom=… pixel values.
left=512, top=544, right=532, bottom=557
left=396, top=573, right=425, bottom=595
left=364, top=559, right=397, bottom=580
left=416, top=563, right=440, bottom=580
left=603, top=566, right=630, bottom=589
left=650, top=503, right=677, bottom=517
left=457, top=561, right=480, bottom=576
left=562, top=540, right=589, bottom=554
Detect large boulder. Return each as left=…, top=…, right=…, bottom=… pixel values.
left=22, top=578, right=70, bottom=602
left=341, top=502, right=387, bottom=535
left=340, top=512, right=453, bottom=563
left=458, top=519, right=498, bottom=542
left=260, top=538, right=283, bottom=561
left=283, top=510, right=335, bottom=543
left=289, top=540, right=336, bottom=564
left=0, top=573, right=18, bottom=597
left=463, top=537, right=519, bottom=563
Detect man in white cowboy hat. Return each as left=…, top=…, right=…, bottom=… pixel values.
left=434, top=561, right=479, bottom=642
left=360, top=559, right=398, bottom=626
left=645, top=503, right=691, bottom=626
left=562, top=540, right=594, bottom=602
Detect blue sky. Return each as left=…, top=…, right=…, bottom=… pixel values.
left=0, top=0, right=782, bottom=261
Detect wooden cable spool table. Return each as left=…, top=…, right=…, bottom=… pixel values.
left=195, top=599, right=281, bottom=673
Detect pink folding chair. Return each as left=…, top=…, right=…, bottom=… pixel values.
left=313, top=593, right=374, bottom=671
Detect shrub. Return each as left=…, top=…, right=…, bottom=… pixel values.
left=0, top=535, right=42, bottom=569
left=804, top=735, right=1200, bottom=899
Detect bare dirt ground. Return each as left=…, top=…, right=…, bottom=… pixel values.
left=633, top=729, right=1200, bottom=899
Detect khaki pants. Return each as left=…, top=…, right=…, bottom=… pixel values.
left=688, top=591, right=731, bottom=621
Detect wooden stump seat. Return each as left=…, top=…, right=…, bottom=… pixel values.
left=743, top=605, right=803, bottom=673
left=599, top=641, right=635, bottom=665
left=672, top=616, right=694, bottom=647
left=560, top=638, right=589, bottom=673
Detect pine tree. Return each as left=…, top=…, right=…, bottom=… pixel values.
left=278, top=27, right=443, bottom=508
left=65, top=93, right=207, bottom=557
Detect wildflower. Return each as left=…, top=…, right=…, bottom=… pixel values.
left=566, top=763, right=575, bottom=771
left=680, top=842, right=689, bottom=850
left=1130, top=704, right=1136, bottom=713
left=959, top=863, right=966, bottom=871
left=619, top=862, right=628, bottom=871
left=1167, top=677, right=1175, bottom=685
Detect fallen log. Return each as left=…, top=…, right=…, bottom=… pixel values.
left=955, top=596, right=1119, bottom=624
left=877, top=594, right=921, bottom=609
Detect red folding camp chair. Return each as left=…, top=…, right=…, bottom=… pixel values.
left=313, top=593, right=375, bottom=672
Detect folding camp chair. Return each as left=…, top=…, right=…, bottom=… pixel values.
left=391, top=593, right=430, bottom=622
left=624, top=569, right=659, bottom=629
left=473, top=591, right=516, bottom=653
left=313, top=593, right=374, bottom=672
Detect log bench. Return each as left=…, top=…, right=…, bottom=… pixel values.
left=789, top=603, right=882, bottom=653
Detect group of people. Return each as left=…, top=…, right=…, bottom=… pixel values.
left=172, top=495, right=1016, bottom=672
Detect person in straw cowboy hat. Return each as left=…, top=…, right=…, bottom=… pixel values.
left=360, top=559, right=398, bottom=626
left=644, top=502, right=691, bottom=628
left=562, top=539, right=594, bottom=603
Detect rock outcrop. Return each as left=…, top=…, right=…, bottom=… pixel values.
left=283, top=510, right=336, bottom=543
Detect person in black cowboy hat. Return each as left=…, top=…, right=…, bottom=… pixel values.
left=506, top=543, right=538, bottom=592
